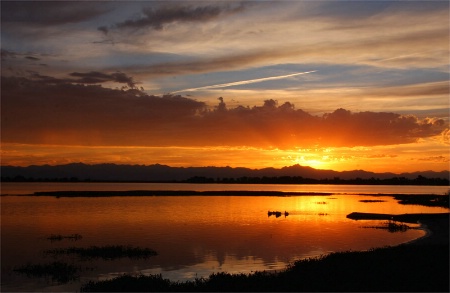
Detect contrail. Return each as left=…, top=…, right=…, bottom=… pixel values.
left=171, top=70, right=316, bottom=93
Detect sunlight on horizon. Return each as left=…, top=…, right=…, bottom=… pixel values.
left=1, top=136, right=448, bottom=173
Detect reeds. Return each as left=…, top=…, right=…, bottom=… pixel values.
left=13, top=261, right=81, bottom=284
left=44, top=245, right=157, bottom=260
left=362, top=220, right=412, bottom=233
left=46, top=233, right=82, bottom=242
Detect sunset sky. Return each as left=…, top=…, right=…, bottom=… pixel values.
left=1, top=0, right=449, bottom=173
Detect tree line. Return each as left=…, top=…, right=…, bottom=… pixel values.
left=2, top=174, right=449, bottom=185
left=184, top=175, right=449, bottom=185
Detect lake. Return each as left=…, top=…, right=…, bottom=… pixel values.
left=1, top=183, right=449, bottom=292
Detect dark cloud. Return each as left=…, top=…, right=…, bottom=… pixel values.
left=1, top=76, right=447, bottom=148
left=25, top=56, right=40, bottom=61
left=100, top=2, right=247, bottom=34
left=69, top=71, right=137, bottom=88
left=1, top=75, right=205, bottom=145
left=20, top=70, right=138, bottom=89
left=1, top=1, right=111, bottom=26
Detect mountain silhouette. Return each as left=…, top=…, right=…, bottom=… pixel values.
left=1, top=163, right=448, bottom=182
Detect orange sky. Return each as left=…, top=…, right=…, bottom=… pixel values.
left=1, top=1, right=449, bottom=173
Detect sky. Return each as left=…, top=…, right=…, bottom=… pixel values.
left=1, top=0, right=449, bottom=173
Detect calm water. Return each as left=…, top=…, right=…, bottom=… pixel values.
left=1, top=183, right=449, bottom=292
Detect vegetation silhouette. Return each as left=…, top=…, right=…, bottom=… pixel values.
left=46, top=233, right=82, bottom=242
left=13, top=261, right=81, bottom=284
left=44, top=245, right=157, bottom=260
left=79, top=244, right=449, bottom=292
left=346, top=212, right=449, bottom=222
left=2, top=174, right=449, bottom=186
left=267, top=211, right=289, bottom=218
left=362, top=220, right=414, bottom=233
left=78, top=213, right=449, bottom=291
left=394, top=194, right=449, bottom=208
left=27, top=190, right=449, bottom=209
left=359, top=199, right=386, bottom=203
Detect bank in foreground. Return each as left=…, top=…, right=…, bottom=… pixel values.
left=80, top=214, right=449, bottom=292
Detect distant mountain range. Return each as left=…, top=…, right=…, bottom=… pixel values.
left=1, top=163, right=449, bottom=182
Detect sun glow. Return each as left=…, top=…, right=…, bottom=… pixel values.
left=286, top=156, right=328, bottom=170
left=2, top=137, right=447, bottom=173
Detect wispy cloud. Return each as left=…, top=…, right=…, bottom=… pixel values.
left=99, top=2, right=248, bottom=34
left=172, top=71, right=317, bottom=93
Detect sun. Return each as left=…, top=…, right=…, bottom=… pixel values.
left=303, top=159, right=328, bottom=170
left=286, top=154, right=329, bottom=170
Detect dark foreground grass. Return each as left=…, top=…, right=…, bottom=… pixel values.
left=80, top=243, right=449, bottom=292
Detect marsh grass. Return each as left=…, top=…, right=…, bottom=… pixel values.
left=13, top=261, right=81, bottom=284
left=44, top=245, right=157, bottom=260
left=46, top=233, right=82, bottom=242
left=362, top=220, right=414, bottom=233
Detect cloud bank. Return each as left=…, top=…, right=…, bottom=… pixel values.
left=2, top=76, right=447, bottom=149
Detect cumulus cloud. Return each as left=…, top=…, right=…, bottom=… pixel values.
left=1, top=76, right=447, bottom=149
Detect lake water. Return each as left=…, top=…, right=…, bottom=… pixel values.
left=1, top=183, right=449, bottom=292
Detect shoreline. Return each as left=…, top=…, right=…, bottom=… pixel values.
left=80, top=215, right=449, bottom=292
left=404, top=216, right=449, bottom=246
left=347, top=211, right=449, bottom=246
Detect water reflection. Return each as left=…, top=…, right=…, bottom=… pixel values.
left=1, top=194, right=447, bottom=291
